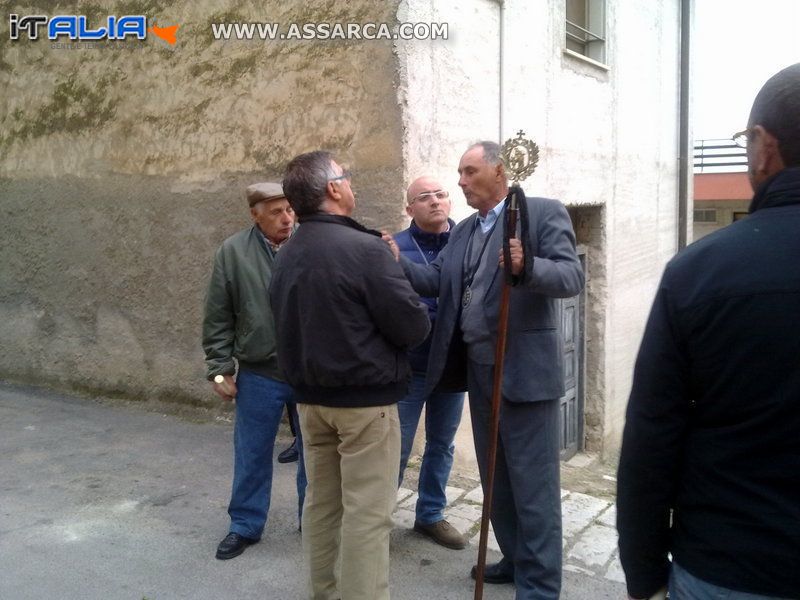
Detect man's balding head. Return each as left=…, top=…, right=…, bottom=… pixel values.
left=405, top=176, right=451, bottom=234
left=747, top=63, right=800, bottom=189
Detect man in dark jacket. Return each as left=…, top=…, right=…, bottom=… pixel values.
left=202, top=182, right=306, bottom=560
left=270, top=151, right=430, bottom=600
left=394, top=176, right=466, bottom=550
left=617, top=63, right=800, bottom=599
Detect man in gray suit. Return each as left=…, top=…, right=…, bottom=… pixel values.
left=392, top=141, right=584, bottom=600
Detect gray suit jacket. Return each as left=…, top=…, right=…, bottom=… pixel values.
left=401, top=196, right=584, bottom=402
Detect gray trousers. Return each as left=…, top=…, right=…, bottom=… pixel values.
left=468, top=361, right=562, bottom=600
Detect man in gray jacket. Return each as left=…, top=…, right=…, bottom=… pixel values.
left=395, top=142, right=584, bottom=600
left=202, top=182, right=306, bottom=560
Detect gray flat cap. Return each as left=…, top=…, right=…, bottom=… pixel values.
left=246, top=182, right=285, bottom=207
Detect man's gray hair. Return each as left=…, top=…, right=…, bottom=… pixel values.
left=467, top=140, right=508, bottom=184
left=468, top=140, right=503, bottom=166
left=282, top=150, right=339, bottom=217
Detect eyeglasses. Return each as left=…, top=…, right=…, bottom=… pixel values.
left=329, top=169, right=352, bottom=182
left=410, top=190, right=449, bottom=204
left=732, top=128, right=753, bottom=148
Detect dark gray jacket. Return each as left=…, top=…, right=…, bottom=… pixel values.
left=401, top=196, right=584, bottom=400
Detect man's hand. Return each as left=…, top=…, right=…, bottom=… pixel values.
left=499, top=238, right=524, bottom=275
left=381, top=231, right=400, bottom=261
left=212, top=375, right=237, bottom=401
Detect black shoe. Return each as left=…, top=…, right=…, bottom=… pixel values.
left=277, top=439, right=299, bottom=464
left=470, top=561, right=515, bottom=584
left=215, top=532, right=258, bottom=560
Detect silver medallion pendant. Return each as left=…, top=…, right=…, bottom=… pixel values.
left=462, top=286, right=472, bottom=308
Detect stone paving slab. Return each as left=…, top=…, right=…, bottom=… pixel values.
left=445, top=485, right=465, bottom=506
left=605, top=554, right=626, bottom=583
left=561, top=492, right=612, bottom=538
left=597, top=503, right=616, bottom=528
left=394, top=477, right=624, bottom=585
left=398, top=492, right=419, bottom=511
left=446, top=502, right=483, bottom=524
left=469, top=524, right=500, bottom=553
left=398, top=486, right=414, bottom=502
left=444, top=502, right=483, bottom=538
left=463, top=485, right=484, bottom=504
left=567, top=523, right=618, bottom=568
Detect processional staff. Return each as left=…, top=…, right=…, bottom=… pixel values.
left=473, top=130, right=539, bottom=600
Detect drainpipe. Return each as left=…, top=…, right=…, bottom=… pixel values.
left=677, top=0, right=692, bottom=250
left=498, top=0, right=505, bottom=142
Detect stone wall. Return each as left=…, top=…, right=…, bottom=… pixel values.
left=0, top=0, right=406, bottom=403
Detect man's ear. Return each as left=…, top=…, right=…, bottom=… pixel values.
left=752, top=125, right=786, bottom=179
left=327, top=180, right=342, bottom=202
left=495, top=162, right=506, bottom=182
left=405, top=204, right=414, bottom=218
left=249, top=205, right=259, bottom=222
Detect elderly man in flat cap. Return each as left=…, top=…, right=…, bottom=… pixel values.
left=202, top=182, right=306, bottom=560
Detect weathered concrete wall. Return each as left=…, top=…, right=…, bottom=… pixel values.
left=0, top=1, right=406, bottom=403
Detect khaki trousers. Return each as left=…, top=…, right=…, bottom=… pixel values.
left=298, top=403, right=400, bottom=600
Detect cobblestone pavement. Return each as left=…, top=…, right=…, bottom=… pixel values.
left=394, top=454, right=624, bottom=586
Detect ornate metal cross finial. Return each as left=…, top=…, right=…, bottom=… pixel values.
left=500, top=130, right=539, bottom=185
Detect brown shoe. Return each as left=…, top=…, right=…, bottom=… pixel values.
left=413, top=519, right=467, bottom=550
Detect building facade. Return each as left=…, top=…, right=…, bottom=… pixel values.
left=0, top=0, right=688, bottom=462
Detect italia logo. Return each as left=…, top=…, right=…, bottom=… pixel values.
left=8, top=14, right=179, bottom=45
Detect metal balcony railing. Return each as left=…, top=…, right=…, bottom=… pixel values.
left=694, top=139, right=747, bottom=173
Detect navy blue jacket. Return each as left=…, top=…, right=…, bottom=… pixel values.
left=394, top=219, right=454, bottom=373
left=617, top=167, right=800, bottom=598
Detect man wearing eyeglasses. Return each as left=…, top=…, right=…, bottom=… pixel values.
left=270, top=151, right=430, bottom=600
left=393, top=177, right=467, bottom=550
left=618, top=63, right=800, bottom=600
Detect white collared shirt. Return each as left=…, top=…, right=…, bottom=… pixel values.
left=477, top=201, right=506, bottom=234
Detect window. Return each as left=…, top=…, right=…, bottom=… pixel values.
left=693, top=209, right=718, bottom=224
left=566, top=0, right=606, bottom=64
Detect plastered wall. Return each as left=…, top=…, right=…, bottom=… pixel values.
left=397, top=0, right=684, bottom=462
left=0, top=0, right=407, bottom=403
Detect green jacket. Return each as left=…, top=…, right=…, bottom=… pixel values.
left=202, top=225, right=281, bottom=381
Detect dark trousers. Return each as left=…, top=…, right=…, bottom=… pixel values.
left=468, top=361, right=562, bottom=600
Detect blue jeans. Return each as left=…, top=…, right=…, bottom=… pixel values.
left=397, top=372, right=464, bottom=525
left=669, top=561, right=794, bottom=600
left=229, top=369, right=306, bottom=539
